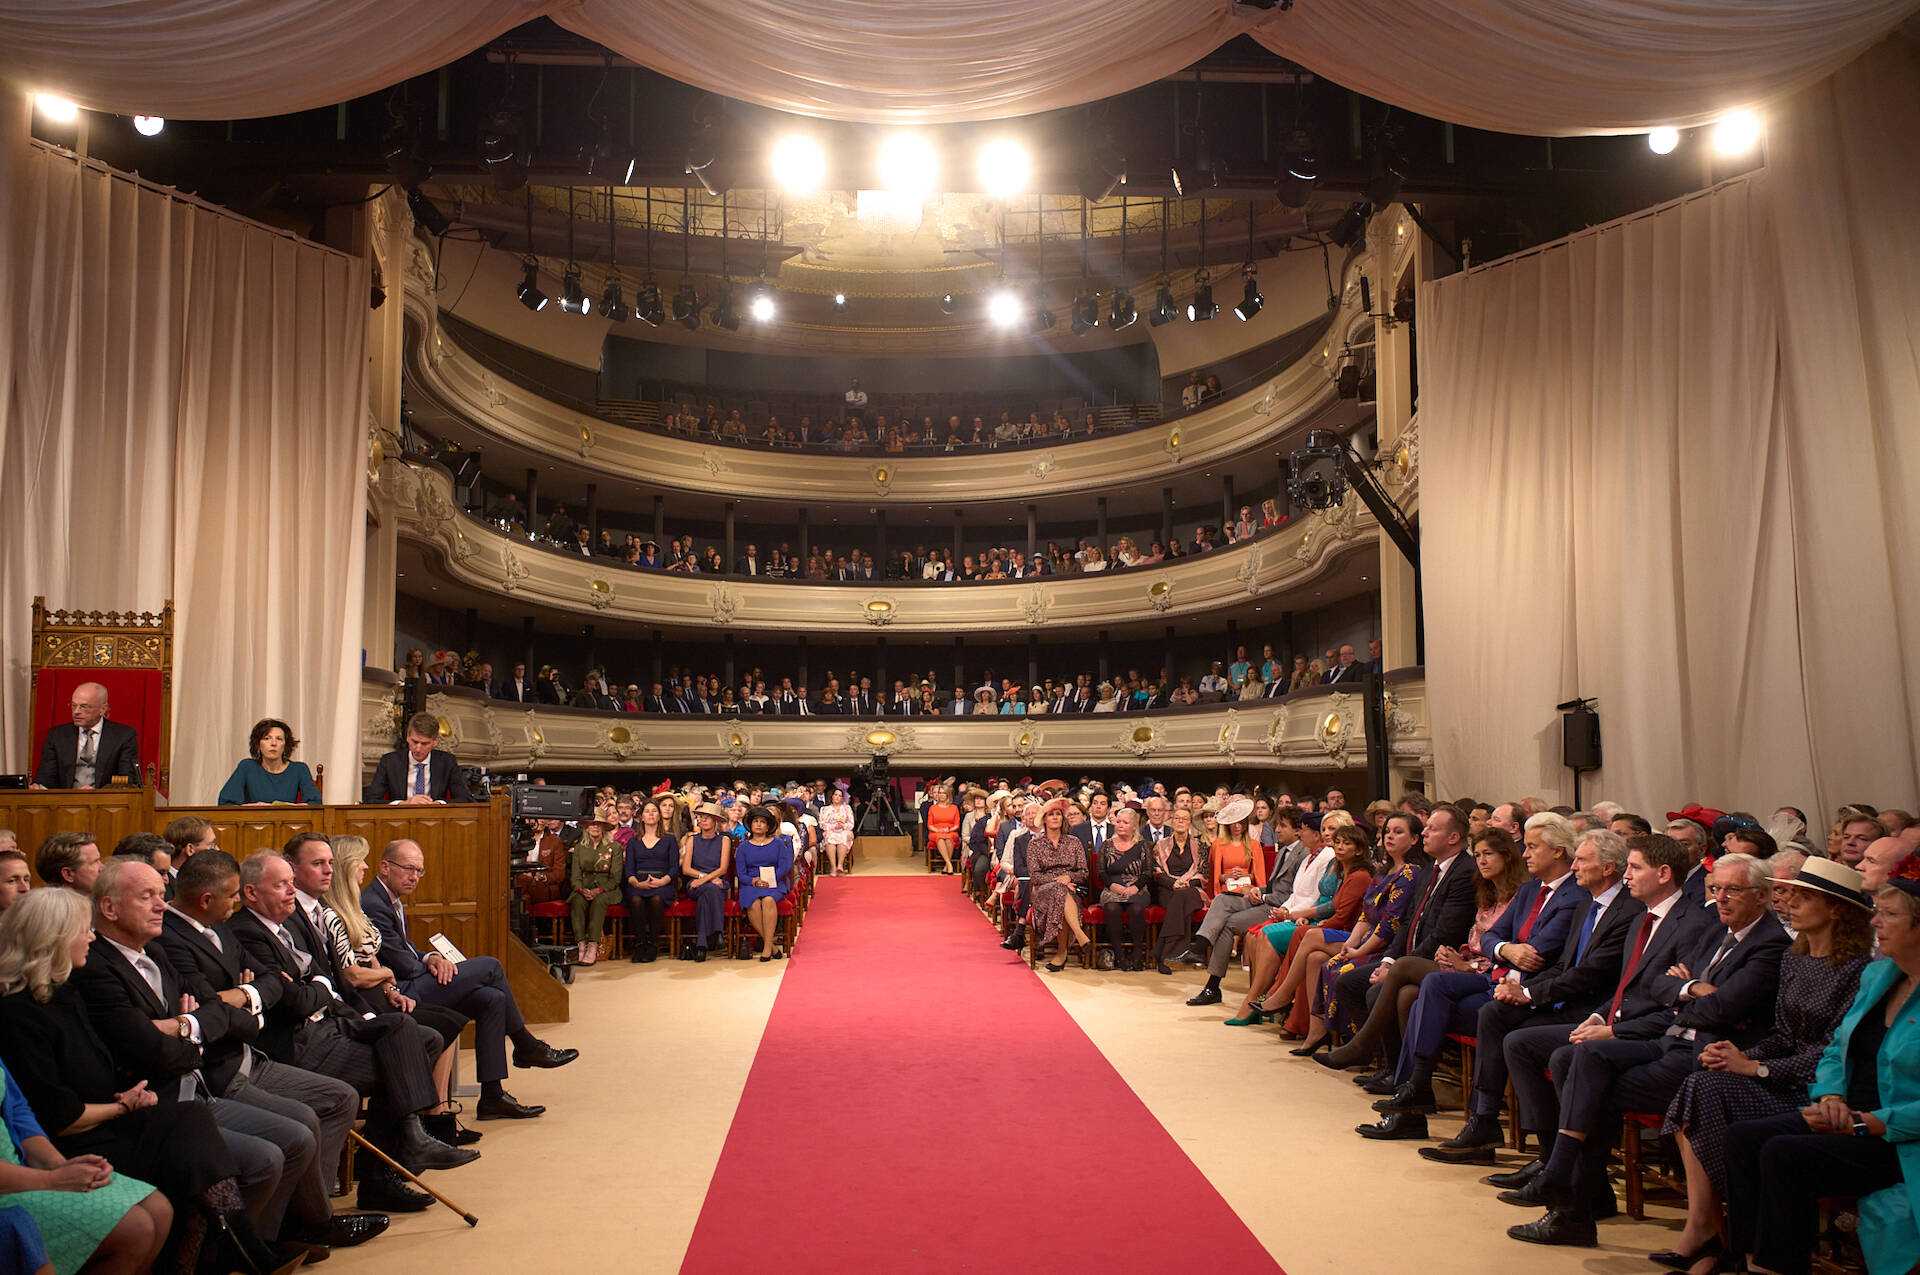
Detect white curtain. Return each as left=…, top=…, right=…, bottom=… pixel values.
left=1, top=0, right=1911, bottom=131
left=1418, top=32, right=1920, bottom=816
left=0, top=137, right=369, bottom=802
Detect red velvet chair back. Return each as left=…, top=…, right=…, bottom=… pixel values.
left=28, top=599, right=173, bottom=791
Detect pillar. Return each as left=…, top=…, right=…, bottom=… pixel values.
left=875, top=636, right=887, bottom=690
left=521, top=616, right=536, bottom=674
left=525, top=467, right=540, bottom=526
left=953, top=636, right=965, bottom=697
left=1096, top=497, right=1109, bottom=556
left=1161, top=486, right=1174, bottom=549
left=724, top=500, right=736, bottom=572
left=582, top=623, right=596, bottom=672
left=650, top=629, right=663, bottom=686
left=1025, top=504, right=1037, bottom=558
left=1163, top=625, right=1176, bottom=684
left=952, top=509, right=964, bottom=562
left=874, top=509, right=887, bottom=570
left=363, top=502, right=398, bottom=670
left=724, top=633, right=736, bottom=686
left=585, top=482, right=599, bottom=540
left=798, top=506, right=809, bottom=564
left=1372, top=203, right=1422, bottom=673
left=359, top=188, right=407, bottom=677
left=1026, top=635, right=1039, bottom=690
left=652, top=493, right=666, bottom=542
left=1221, top=474, right=1235, bottom=530
left=462, top=607, right=478, bottom=655
left=1097, top=630, right=1110, bottom=685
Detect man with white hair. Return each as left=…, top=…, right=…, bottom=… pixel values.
left=32, top=680, right=140, bottom=788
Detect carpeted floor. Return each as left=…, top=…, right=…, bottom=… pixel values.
left=677, top=876, right=1282, bottom=1273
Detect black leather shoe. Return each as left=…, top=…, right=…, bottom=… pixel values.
left=357, top=1169, right=432, bottom=1214
left=1359, top=1072, right=1400, bottom=1096
left=1498, top=1177, right=1552, bottom=1207
left=1000, top=927, right=1026, bottom=951
left=475, top=1092, right=546, bottom=1120
left=1507, top=1210, right=1597, bottom=1248
left=1170, top=946, right=1209, bottom=967
left=1373, top=1083, right=1439, bottom=1114
left=1356, top=1111, right=1429, bottom=1140
left=1155, top=959, right=1173, bottom=975
left=512, top=1042, right=579, bottom=1069
left=1185, top=986, right=1222, bottom=1006
left=326, top=1213, right=390, bottom=1247
left=396, top=1114, right=481, bottom=1172
left=422, top=1112, right=483, bottom=1146
left=1486, top=1157, right=1544, bottom=1190
left=1418, top=1115, right=1503, bottom=1164
left=694, top=946, right=709, bottom=962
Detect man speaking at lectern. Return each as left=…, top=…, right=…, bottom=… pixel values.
left=364, top=712, right=471, bottom=804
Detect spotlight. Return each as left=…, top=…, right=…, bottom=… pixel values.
left=516, top=259, right=549, bottom=312
left=1070, top=291, right=1098, bottom=335
left=938, top=293, right=957, bottom=315
left=673, top=281, right=701, bottom=329
left=1365, top=134, right=1405, bottom=206
left=1078, top=136, right=1127, bottom=202
left=601, top=277, right=630, bottom=323
left=1647, top=126, right=1680, bottom=155
left=1336, top=361, right=1361, bottom=398
left=1148, top=282, right=1178, bottom=327
left=987, top=290, right=1022, bottom=327
left=833, top=293, right=850, bottom=315
left=1234, top=271, right=1262, bottom=321
left=1109, top=289, right=1136, bottom=329
left=33, top=94, right=77, bottom=124
left=1287, top=429, right=1349, bottom=511
left=132, top=115, right=165, bottom=137
left=748, top=280, right=776, bottom=323
left=977, top=139, right=1030, bottom=197
left=713, top=285, right=740, bottom=331
left=1030, top=295, right=1057, bottom=334
left=878, top=133, right=938, bottom=197
left=1711, top=111, right=1761, bottom=156
left=1275, top=134, right=1317, bottom=208
left=771, top=135, right=826, bottom=193
left=635, top=280, right=664, bottom=326
left=405, top=187, right=452, bottom=238
left=1327, top=201, right=1371, bottom=247
left=559, top=267, right=592, bottom=316
left=1187, top=271, right=1217, bottom=322
left=480, top=110, right=527, bottom=191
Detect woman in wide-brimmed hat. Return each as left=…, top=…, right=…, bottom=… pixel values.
left=679, top=802, right=733, bottom=961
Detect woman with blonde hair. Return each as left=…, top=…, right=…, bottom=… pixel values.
left=925, top=786, right=962, bottom=874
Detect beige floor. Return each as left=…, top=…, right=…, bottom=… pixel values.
left=330, top=861, right=1688, bottom=1273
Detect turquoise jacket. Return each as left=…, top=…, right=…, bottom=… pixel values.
left=1812, top=958, right=1920, bottom=1274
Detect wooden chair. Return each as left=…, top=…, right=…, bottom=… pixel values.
left=1619, top=1112, right=1687, bottom=1220
left=28, top=597, right=174, bottom=792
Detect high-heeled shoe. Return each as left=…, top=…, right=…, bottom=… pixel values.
left=1648, top=1235, right=1723, bottom=1271
left=1045, top=958, right=1070, bottom=972
left=1224, top=1006, right=1272, bottom=1027
left=1289, top=1034, right=1333, bottom=1057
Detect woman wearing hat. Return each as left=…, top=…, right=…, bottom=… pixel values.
left=680, top=803, right=733, bottom=961
left=735, top=807, right=794, bottom=961
left=569, top=815, right=623, bottom=965
left=623, top=799, right=680, bottom=964
left=1028, top=798, right=1092, bottom=971
left=1715, top=871, right=1920, bottom=1275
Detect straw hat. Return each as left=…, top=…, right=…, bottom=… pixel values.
left=1784, top=858, right=1871, bottom=910
left=1217, top=796, right=1255, bottom=826
left=693, top=801, right=728, bottom=822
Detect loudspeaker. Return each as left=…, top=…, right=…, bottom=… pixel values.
left=1562, top=708, right=1602, bottom=771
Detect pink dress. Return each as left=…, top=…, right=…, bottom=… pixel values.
left=821, top=803, right=854, bottom=848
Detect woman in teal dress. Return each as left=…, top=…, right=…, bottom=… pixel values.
left=215, top=718, right=321, bottom=805
left=735, top=806, right=794, bottom=962
left=1, top=1059, right=169, bottom=1275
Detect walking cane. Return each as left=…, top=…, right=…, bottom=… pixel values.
left=347, top=1129, right=479, bottom=1227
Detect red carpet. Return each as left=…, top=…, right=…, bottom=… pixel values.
left=678, top=876, right=1282, bottom=1273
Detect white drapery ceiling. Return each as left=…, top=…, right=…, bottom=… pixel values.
left=3, top=0, right=1914, bottom=133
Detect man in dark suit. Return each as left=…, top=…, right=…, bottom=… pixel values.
left=364, top=711, right=472, bottom=804
left=735, top=544, right=762, bottom=576
left=495, top=663, right=535, bottom=703
left=1506, top=843, right=1778, bottom=1247
left=774, top=680, right=805, bottom=715
left=1366, top=637, right=1385, bottom=674
left=569, top=674, right=619, bottom=711
left=1323, top=644, right=1364, bottom=684
left=229, top=851, right=472, bottom=1179
left=157, top=850, right=416, bottom=1224
left=1419, top=827, right=1639, bottom=1166
left=365, top=839, right=575, bottom=1120
left=79, top=858, right=363, bottom=1257
left=1359, top=822, right=1586, bottom=1140
left=1320, top=805, right=1481, bottom=1068
left=850, top=678, right=877, bottom=717
left=1068, top=791, right=1114, bottom=852
left=32, top=680, right=140, bottom=788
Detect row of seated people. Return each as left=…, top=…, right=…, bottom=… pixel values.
left=407, top=643, right=1383, bottom=719
left=655, top=405, right=1121, bottom=452
left=0, top=820, right=576, bottom=1272
left=1158, top=792, right=1920, bottom=1272
left=471, top=502, right=1288, bottom=577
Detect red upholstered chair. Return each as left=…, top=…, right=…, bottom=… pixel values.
left=529, top=900, right=569, bottom=946
left=28, top=598, right=173, bottom=792
left=666, top=898, right=697, bottom=954
left=603, top=903, right=630, bottom=959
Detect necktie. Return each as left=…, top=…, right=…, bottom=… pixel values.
left=133, top=952, right=164, bottom=1004
left=1607, top=913, right=1657, bottom=1021
left=275, top=924, right=313, bottom=974
left=1493, top=885, right=1551, bottom=979
left=77, top=727, right=98, bottom=785
left=1405, top=861, right=1445, bottom=944
left=1703, top=931, right=1739, bottom=978
left=1573, top=902, right=1602, bottom=963
left=412, top=760, right=427, bottom=796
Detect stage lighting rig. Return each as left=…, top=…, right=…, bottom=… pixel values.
left=1287, top=428, right=1419, bottom=567
left=516, top=259, right=548, bottom=312
left=1187, top=270, right=1218, bottom=322
left=1148, top=282, right=1178, bottom=327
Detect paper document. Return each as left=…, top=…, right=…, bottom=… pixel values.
left=428, top=934, right=468, bottom=964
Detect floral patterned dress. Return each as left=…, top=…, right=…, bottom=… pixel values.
left=1314, top=860, right=1420, bottom=1031
left=1027, top=834, right=1089, bottom=945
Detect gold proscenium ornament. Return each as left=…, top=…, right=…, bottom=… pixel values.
left=730, top=730, right=746, bottom=749
left=436, top=716, right=453, bottom=740
left=591, top=578, right=613, bottom=595
left=865, top=729, right=897, bottom=749
left=1132, top=724, right=1155, bottom=744
left=866, top=600, right=893, bottom=614
left=1322, top=711, right=1343, bottom=736
left=608, top=725, right=631, bottom=745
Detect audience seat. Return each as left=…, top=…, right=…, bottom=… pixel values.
left=603, top=903, right=630, bottom=960
left=530, top=900, right=569, bottom=947
left=1619, top=1111, right=1685, bottom=1220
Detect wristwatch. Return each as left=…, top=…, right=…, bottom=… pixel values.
left=1755, top=1063, right=1770, bottom=1080
left=176, top=1014, right=193, bottom=1039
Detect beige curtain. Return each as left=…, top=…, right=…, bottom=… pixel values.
left=3, top=0, right=1911, bottom=131
left=0, top=138, right=368, bottom=802
left=1418, top=32, right=1920, bottom=816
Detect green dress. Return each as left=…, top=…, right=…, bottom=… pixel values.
left=1, top=1062, right=154, bottom=1275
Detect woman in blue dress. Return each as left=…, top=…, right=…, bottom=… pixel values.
left=215, top=717, right=321, bottom=805
left=622, top=798, right=680, bottom=964
left=680, top=802, right=733, bottom=962
left=735, top=806, right=794, bottom=962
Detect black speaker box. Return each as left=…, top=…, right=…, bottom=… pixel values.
left=1562, top=708, right=1602, bottom=771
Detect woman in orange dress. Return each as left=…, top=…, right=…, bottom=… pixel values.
left=925, top=786, right=962, bottom=873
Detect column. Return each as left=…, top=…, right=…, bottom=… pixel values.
left=362, top=501, right=398, bottom=671
left=952, top=509, right=964, bottom=562
left=1161, top=486, right=1174, bottom=549
left=798, top=506, right=809, bottom=564
left=585, top=482, right=599, bottom=541
left=582, top=623, right=597, bottom=672
left=724, top=500, right=736, bottom=573
left=953, top=636, right=964, bottom=697
left=874, top=509, right=887, bottom=572
left=796, top=636, right=810, bottom=691
left=520, top=617, right=536, bottom=673
left=1096, top=496, right=1109, bottom=556
left=650, top=629, right=663, bottom=686
left=1026, top=635, right=1038, bottom=690
left=1221, top=474, right=1235, bottom=530
left=525, top=468, right=540, bottom=526
left=462, top=607, right=478, bottom=655
left=1372, top=203, right=1423, bottom=672
left=360, top=188, right=406, bottom=676
left=652, top=493, right=666, bottom=542
left=1097, top=630, right=1110, bottom=685
left=875, top=636, right=887, bottom=690
left=1163, top=625, right=1175, bottom=684
left=724, top=633, right=736, bottom=687
left=1025, top=504, right=1037, bottom=558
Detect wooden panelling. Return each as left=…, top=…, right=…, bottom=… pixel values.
left=3, top=790, right=152, bottom=879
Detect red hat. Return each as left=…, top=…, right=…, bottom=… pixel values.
left=1665, top=803, right=1725, bottom=830
left=653, top=779, right=674, bottom=796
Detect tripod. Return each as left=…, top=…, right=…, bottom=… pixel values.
left=857, top=783, right=905, bottom=835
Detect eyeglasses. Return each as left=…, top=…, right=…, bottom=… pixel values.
left=1706, top=884, right=1763, bottom=899
left=389, top=863, right=426, bottom=878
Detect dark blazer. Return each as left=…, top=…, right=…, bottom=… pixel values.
left=532, top=678, right=565, bottom=705
left=1480, top=876, right=1587, bottom=973
left=156, top=910, right=286, bottom=1023
left=1323, top=662, right=1363, bottom=685
left=495, top=678, right=535, bottom=703
left=359, top=879, right=431, bottom=986
left=34, top=719, right=141, bottom=788
left=363, top=746, right=471, bottom=803
left=849, top=692, right=877, bottom=716
left=1520, top=888, right=1647, bottom=1012
left=73, top=933, right=257, bottom=1098
left=227, top=906, right=356, bottom=1062
left=1618, top=909, right=1789, bottom=1044
left=1385, top=852, right=1480, bottom=961
left=1599, top=898, right=1719, bottom=1026
left=1680, top=864, right=1709, bottom=909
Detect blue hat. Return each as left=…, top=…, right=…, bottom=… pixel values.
left=1301, top=812, right=1324, bottom=831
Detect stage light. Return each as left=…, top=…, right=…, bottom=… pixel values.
left=559, top=267, right=592, bottom=316
left=673, top=281, right=701, bottom=329
left=1078, top=136, right=1127, bottom=203
left=977, top=139, right=1030, bottom=197
left=1287, top=429, right=1349, bottom=511
left=713, top=285, right=740, bottom=331
left=480, top=110, right=528, bottom=191
left=987, top=290, right=1022, bottom=327
left=771, top=135, right=826, bottom=193
left=1148, top=283, right=1178, bottom=327
left=1647, top=126, right=1680, bottom=155
left=635, top=280, right=664, bottom=326
left=33, top=94, right=77, bottom=124
left=1276, top=141, right=1317, bottom=209
left=1712, top=111, right=1760, bottom=156
left=878, top=133, right=937, bottom=197
left=405, top=187, right=452, bottom=238
left=1187, top=271, right=1217, bottom=322
left=938, top=293, right=957, bottom=315
left=748, top=280, right=776, bottom=323
left=832, top=293, right=850, bottom=315
left=516, top=260, right=548, bottom=312
left=601, top=277, right=630, bottom=323
left=1336, top=361, right=1361, bottom=398
left=1328, top=201, right=1370, bottom=247
left=1234, top=271, right=1262, bottom=322
left=1030, top=295, right=1057, bottom=334
left=1070, top=291, right=1098, bottom=335
left=1109, top=289, right=1136, bottom=329
left=132, top=115, right=165, bottom=137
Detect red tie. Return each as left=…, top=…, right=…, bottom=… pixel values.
left=1493, top=885, right=1551, bottom=980
left=1405, top=862, right=1445, bottom=944
left=1607, top=913, right=1657, bottom=1022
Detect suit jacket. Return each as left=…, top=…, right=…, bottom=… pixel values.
left=34, top=719, right=141, bottom=788
left=735, top=556, right=761, bottom=575
left=1618, top=909, right=1789, bottom=1044
left=72, top=933, right=257, bottom=1099
left=850, top=692, right=877, bottom=716
left=156, top=910, right=286, bottom=1028
left=227, top=906, right=360, bottom=1063
left=1480, top=876, right=1587, bottom=975
left=496, top=678, right=535, bottom=703
left=1323, top=662, right=1363, bottom=685
left=1598, top=898, right=1719, bottom=1026
left=364, top=746, right=472, bottom=803
left=360, top=879, right=431, bottom=987
left=1680, top=864, right=1709, bottom=909
left=1385, top=852, right=1480, bottom=961
left=1520, top=888, right=1646, bottom=1012
left=532, top=679, right=564, bottom=705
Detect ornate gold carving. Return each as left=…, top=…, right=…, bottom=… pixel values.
left=1318, top=693, right=1355, bottom=768
left=1010, top=726, right=1037, bottom=763
left=862, top=597, right=896, bottom=626
left=587, top=578, right=615, bottom=610
left=1020, top=584, right=1051, bottom=626
left=1238, top=547, right=1264, bottom=595
left=871, top=464, right=894, bottom=496
left=1114, top=721, right=1163, bottom=758
left=709, top=583, right=739, bottom=623
left=1027, top=451, right=1058, bottom=479
left=599, top=721, right=645, bottom=759
left=1147, top=579, right=1173, bottom=612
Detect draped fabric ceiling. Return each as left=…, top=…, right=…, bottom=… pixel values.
left=1, top=0, right=1914, bottom=133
